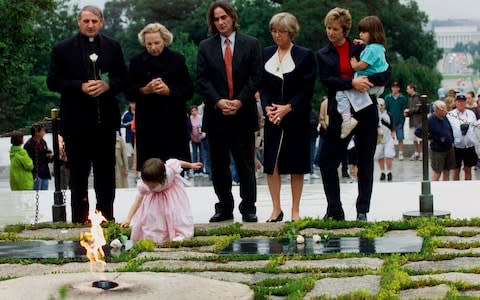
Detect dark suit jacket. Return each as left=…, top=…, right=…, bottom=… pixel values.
left=47, top=33, right=127, bottom=137
left=197, top=32, right=262, bottom=134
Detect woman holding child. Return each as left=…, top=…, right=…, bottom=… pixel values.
left=316, top=7, right=390, bottom=221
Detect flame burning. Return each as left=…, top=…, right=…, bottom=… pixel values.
left=80, top=210, right=107, bottom=272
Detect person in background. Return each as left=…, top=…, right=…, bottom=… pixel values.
left=346, top=138, right=358, bottom=183
left=121, top=101, right=136, bottom=169
left=254, top=91, right=264, bottom=176
left=197, top=0, right=262, bottom=223
left=47, top=5, right=127, bottom=223
left=307, top=110, right=320, bottom=180
left=24, top=123, right=53, bottom=190
left=443, top=89, right=456, bottom=113
left=374, top=98, right=395, bottom=181
left=466, top=91, right=480, bottom=120
left=121, top=158, right=202, bottom=244
left=9, top=131, right=34, bottom=191
left=447, top=94, right=478, bottom=180
left=405, top=84, right=423, bottom=161
left=115, top=132, right=129, bottom=188
left=384, top=81, right=408, bottom=160
left=260, top=12, right=316, bottom=222
left=58, top=134, right=69, bottom=190
left=188, top=105, right=205, bottom=176
left=416, top=100, right=455, bottom=181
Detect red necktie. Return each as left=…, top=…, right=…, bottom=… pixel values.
left=224, top=38, right=233, bottom=99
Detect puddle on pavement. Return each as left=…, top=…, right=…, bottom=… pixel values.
left=220, top=237, right=423, bottom=255
left=0, top=240, right=131, bottom=259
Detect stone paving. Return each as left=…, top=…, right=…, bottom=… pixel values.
left=2, top=223, right=480, bottom=299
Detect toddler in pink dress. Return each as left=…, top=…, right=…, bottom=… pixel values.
left=121, top=158, right=202, bottom=244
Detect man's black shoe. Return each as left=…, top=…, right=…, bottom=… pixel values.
left=323, top=213, right=345, bottom=221
left=209, top=212, right=234, bottom=223
left=356, top=213, right=367, bottom=221
left=242, top=213, right=258, bottom=222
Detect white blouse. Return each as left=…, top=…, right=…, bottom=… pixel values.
left=264, top=48, right=295, bottom=79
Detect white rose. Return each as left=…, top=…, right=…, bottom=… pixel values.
left=89, top=53, right=98, bottom=62
left=296, top=235, right=305, bottom=244
left=110, top=238, right=122, bottom=248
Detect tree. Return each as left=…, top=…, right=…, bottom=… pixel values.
left=0, top=0, right=56, bottom=133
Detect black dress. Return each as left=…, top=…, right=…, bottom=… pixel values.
left=127, top=47, right=193, bottom=170
left=259, top=44, right=316, bottom=174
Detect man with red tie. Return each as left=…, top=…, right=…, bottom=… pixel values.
left=197, top=0, right=262, bottom=223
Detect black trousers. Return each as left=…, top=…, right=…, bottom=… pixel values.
left=65, top=130, right=116, bottom=223
left=318, top=101, right=378, bottom=217
left=207, top=131, right=256, bottom=215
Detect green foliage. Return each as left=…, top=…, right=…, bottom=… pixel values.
left=48, top=286, right=68, bottom=300
left=104, top=222, right=131, bottom=242
left=469, top=57, right=480, bottom=75
left=360, top=223, right=387, bottom=238
left=377, top=254, right=410, bottom=299
left=0, top=232, right=20, bottom=241
left=390, top=58, right=443, bottom=101
left=0, top=0, right=56, bottom=132
left=252, top=276, right=316, bottom=299
left=416, top=218, right=446, bottom=237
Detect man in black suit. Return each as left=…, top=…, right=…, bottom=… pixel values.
left=197, top=0, right=262, bottom=223
left=47, top=5, right=127, bottom=223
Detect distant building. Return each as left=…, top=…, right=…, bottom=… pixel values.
left=434, top=25, right=480, bottom=49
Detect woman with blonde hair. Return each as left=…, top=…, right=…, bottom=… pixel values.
left=127, top=23, right=193, bottom=169
left=259, top=12, right=316, bottom=221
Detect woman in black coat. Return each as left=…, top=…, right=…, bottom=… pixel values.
left=259, top=13, right=316, bottom=222
left=128, top=23, right=193, bottom=170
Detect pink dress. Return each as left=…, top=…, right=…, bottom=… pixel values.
left=130, top=159, right=194, bottom=244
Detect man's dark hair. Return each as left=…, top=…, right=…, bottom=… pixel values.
left=30, top=123, right=45, bottom=137
left=206, top=0, right=239, bottom=34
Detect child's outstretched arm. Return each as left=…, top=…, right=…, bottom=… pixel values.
left=350, top=57, right=369, bottom=71
left=179, top=160, right=203, bottom=170
left=121, top=193, right=143, bottom=227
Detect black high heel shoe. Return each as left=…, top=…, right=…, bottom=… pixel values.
left=266, top=211, right=284, bottom=223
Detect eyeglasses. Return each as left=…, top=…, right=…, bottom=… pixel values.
left=270, top=29, right=289, bottom=35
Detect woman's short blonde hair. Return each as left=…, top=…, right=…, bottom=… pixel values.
left=138, top=23, right=173, bottom=46
left=269, top=12, right=300, bottom=39
left=324, top=7, right=352, bottom=37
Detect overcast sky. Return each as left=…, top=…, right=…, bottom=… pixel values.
left=76, top=0, right=479, bottom=21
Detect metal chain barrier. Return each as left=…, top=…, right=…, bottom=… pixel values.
left=33, top=140, right=40, bottom=225
left=34, top=190, right=40, bottom=224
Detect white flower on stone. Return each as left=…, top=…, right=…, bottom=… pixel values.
left=296, top=235, right=305, bottom=244
left=89, top=53, right=98, bottom=62
left=312, top=234, right=321, bottom=243
left=110, top=238, right=122, bottom=248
